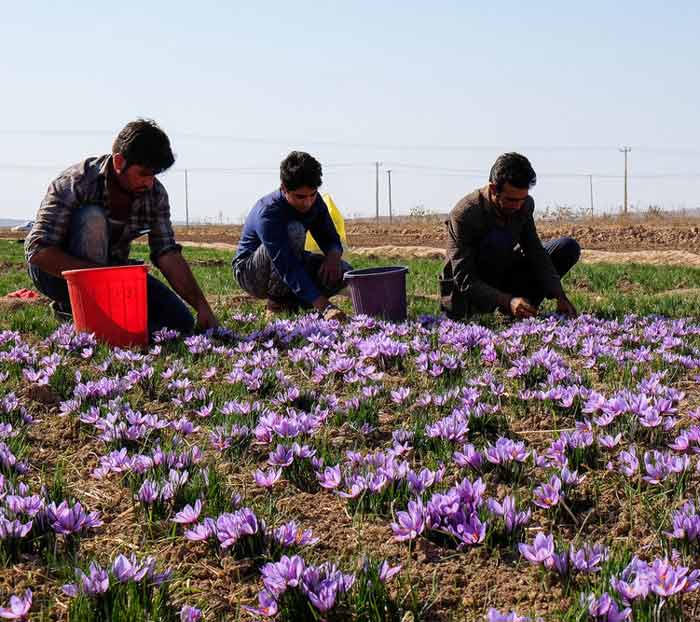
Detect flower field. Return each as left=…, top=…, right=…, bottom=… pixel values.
left=3, top=242, right=700, bottom=621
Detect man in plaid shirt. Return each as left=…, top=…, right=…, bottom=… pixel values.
left=25, top=119, right=218, bottom=335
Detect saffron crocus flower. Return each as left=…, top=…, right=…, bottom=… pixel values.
left=243, top=590, right=279, bottom=618
left=0, top=589, right=32, bottom=621
left=173, top=499, right=202, bottom=525
left=267, top=445, right=294, bottom=467
left=533, top=476, right=562, bottom=509
left=316, top=465, right=341, bottom=489
left=179, top=605, right=203, bottom=622
left=648, top=558, right=688, bottom=597
left=518, top=533, right=555, bottom=566
left=487, top=609, right=539, bottom=622
left=137, top=480, right=159, bottom=504
left=378, top=560, right=402, bottom=582
left=185, top=517, right=217, bottom=542
left=254, top=467, right=282, bottom=489
left=63, top=561, right=110, bottom=597
left=273, top=521, right=319, bottom=547
left=569, top=543, right=608, bottom=573
left=46, top=501, right=103, bottom=535
left=391, top=499, right=427, bottom=542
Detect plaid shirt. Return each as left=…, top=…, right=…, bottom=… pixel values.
left=25, top=154, right=181, bottom=265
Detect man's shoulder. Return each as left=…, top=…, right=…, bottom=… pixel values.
left=54, top=155, right=109, bottom=185
left=450, top=188, right=485, bottom=219
left=256, top=189, right=284, bottom=208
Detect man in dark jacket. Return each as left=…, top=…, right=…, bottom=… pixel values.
left=440, top=152, right=580, bottom=320
left=232, top=151, right=351, bottom=321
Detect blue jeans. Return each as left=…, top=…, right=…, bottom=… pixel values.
left=28, top=204, right=194, bottom=336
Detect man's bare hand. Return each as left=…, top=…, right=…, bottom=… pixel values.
left=318, top=252, right=342, bottom=287
left=509, top=297, right=538, bottom=319
left=556, top=294, right=578, bottom=318
left=323, top=304, right=347, bottom=322
left=196, top=305, right=219, bottom=331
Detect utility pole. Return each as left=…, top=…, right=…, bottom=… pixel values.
left=375, top=161, right=380, bottom=221
left=619, top=147, right=632, bottom=215
left=387, top=169, right=393, bottom=222
left=184, top=168, right=190, bottom=227
left=588, top=174, right=594, bottom=217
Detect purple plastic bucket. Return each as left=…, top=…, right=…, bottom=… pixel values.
left=343, top=266, right=409, bottom=321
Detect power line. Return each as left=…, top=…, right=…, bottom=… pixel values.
left=3, top=128, right=700, bottom=156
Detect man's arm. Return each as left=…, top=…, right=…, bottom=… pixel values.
left=29, top=247, right=98, bottom=277
left=257, top=212, right=325, bottom=308
left=156, top=251, right=218, bottom=330
left=26, top=173, right=82, bottom=273
left=519, top=211, right=577, bottom=317
left=447, top=205, right=512, bottom=313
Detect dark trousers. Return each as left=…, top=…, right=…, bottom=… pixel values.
left=28, top=204, right=194, bottom=336
left=477, top=232, right=580, bottom=306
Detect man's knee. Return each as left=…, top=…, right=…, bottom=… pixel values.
left=550, top=236, right=581, bottom=276
left=69, top=204, right=109, bottom=264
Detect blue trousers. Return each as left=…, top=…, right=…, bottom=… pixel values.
left=28, top=205, right=194, bottom=336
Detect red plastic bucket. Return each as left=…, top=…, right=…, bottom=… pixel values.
left=343, top=266, right=409, bottom=321
left=62, top=265, right=149, bottom=347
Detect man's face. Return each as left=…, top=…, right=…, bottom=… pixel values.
left=113, top=153, right=155, bottom=194
left=490, top=182, right=529, bottom=214
left=282, top=185, right=318, bottom=214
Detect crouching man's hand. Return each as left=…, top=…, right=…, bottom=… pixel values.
left=313, top=296, right=347, bottom=322
left=556, top=294, right=578, bottom=318
left=196, top=303, right=219, bottom=331
left=509, top=297, right=538, bottom=319
left=318, top=250, right=343, bottom=287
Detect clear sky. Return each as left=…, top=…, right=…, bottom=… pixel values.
left=1, top=1, right=699, bottom=223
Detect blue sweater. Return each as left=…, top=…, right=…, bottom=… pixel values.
left=234, top=190, right=343, bottom=304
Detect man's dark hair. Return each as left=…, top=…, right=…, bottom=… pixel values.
left=280, top=151, right=323, bottom=191
left=112, top=119, right=175, bottom=174
left=489, top=152, right=537, bottom=191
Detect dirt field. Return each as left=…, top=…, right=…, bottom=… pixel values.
left=3, top=215, right=700, bottom=265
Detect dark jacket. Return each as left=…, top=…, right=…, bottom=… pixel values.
left=440, top=186, right=563, bottom=317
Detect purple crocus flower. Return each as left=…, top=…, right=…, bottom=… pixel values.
left=254, top=467, right=282, bottom=489
left=569, top=543, right=608, bottom=573
left=137, top=480, right=160, bottom=505
left=391, top=499, right=427, bottom=542
left=46, top=501, right=103, bottom=535
left=184, top=517, right=217, bottom=542
left=261, top=555, right=306, bottom=597
left=487, top=609, right=539, bottom=622
left=532, top=476, right=562, bottom=509
left=268, top=445, right=294, bottom=467
left=172, top=499, right=202, bottom=525
left=273, top=521, right=319, bottom=547
left=0, top=589, right=32, bottom=621
left=518, top=533, right=555, bottom=566
left=179, top=605, right=203, bottom=622
left=64, top=561, right=110, bottom=597
left=317, top=465, right=341, bottom=489
left=0, top=517, right=33, bottom=540
left=378, top=560, right=402, bottom=582
left=243, top=590, right=279, bottom=618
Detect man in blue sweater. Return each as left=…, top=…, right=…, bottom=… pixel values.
left=232, top=151, right=351, bottom=320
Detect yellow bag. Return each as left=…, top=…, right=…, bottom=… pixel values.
left=305, top=193, right=347, bottom=252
